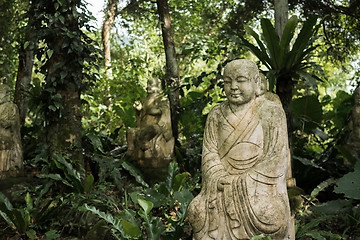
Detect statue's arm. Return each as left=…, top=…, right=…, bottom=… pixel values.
left=201, top=108, right=228, bottom=190
left=250, top=103, right=289, bottom=178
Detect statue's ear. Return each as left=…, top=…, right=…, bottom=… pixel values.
left=254, top=75, right=262, bottom=96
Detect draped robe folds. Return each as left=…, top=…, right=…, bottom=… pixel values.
left=188, top=97, right=292, bottom=240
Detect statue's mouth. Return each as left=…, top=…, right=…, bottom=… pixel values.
left=230, top=94, right=241, bottom=98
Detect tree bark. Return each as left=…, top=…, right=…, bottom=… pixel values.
left=156, top=0, right=180, bottom=142
left=45, top=37, right=84, bottom=166
left=14, top=42, right=34, bottom=126
left=274, top=0, right=293, bottom=152
left=274, top=0, right=289, bottom=39
left=102, top=0, right=118, bottom=79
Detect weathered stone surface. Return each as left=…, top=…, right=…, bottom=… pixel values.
left=0, top=84, right=23, bottom=179
left=127, top=78, right=174, bottom=171
left=187, top=59, right=294, bottom=239
left=349, top=86, right=360, bottom=149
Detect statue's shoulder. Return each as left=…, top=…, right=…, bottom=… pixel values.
left=205, top=102, right=226, bottom=122
left=209, top=101, right=226, bottom=115
left=259, top=97, right=286, bottom=122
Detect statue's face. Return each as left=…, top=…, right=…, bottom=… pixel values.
left=223, top=62, right=257, bottom=106
left=147, top=79, right=161, bottom=95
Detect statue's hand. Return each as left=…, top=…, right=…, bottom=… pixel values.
left=217, top=177, right=231, bottom=191
left=134, top=101, right=142, bottom=111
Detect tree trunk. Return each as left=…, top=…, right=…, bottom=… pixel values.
left=45, top=37, right=84, bottom=167
left=14, top=42, right=34, bottom=126
left=274, top=0, right=289, bottom=39
left=102, top=0, right=118, bottom=79
left=156, top=0, right=180, bottom=142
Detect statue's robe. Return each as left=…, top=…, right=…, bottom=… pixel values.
left=0, top=102, right=23, bottom=178
left=188, top=97, right=292, bottom=240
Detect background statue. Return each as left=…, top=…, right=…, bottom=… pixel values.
left=349, top=86, right=360, bottom=149
left=0, top=84, right=23, bottom=179
left=127, top=78, right=174, bottom=173
left=187, top=59, right=294, bottom=239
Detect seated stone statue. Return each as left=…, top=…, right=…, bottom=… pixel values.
left=127, top=78, right=174, bottom=169
left=0, top=84, right=23, bottom=179
left=187, top=59, right=293, bottom=239
left=349, top=86, right=360, bottom=149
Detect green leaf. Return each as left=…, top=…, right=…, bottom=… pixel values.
left=244, top=25, right=272, bottom=67
left=120, top=219, right=141, bottom=238
left=287, top=16, right=317, bottom=68
left=311, top=199, right=352, bottom=215
left=37, top=173, right=72, bottom=188
left=52, top=153, right=83, bottom=192
left=298, top=70, right=318, bottom=89
left=80, top=204, right=126, bottom=237
left=296, top=215, right=331, bottom=238
left=310, top=178, right=336, bottom=198
left=334, top=161, right=360, bottom=199
left=85, top=220, right=108, bottom=240
left=166, top=161, right=179, bottom=193
left=261, top=18, right=281, bottom=68
left=46, top=49, right=54, bottom=59
left=83, top=174, right=94, bottom=193
left=87, top=132, right=104, bottom=153
left=241, top=37, right=272, bottom=69
left=138, top=199, right=153, bottom=215
left=145, top=217, right=164, bottom=240
left=172, top=172, right=190, bottom=192
left=174, top=188, right=194, bottom=214
left=45, top=230, right=60, bottom=239
left=293, top=95, right=323, bottom=124
left=12, top=209, right=27, bottom=233
left=25, top=193, right=33, bottom=210
left=24, top=41, right=30, bottom=49
left=121, top=160, right=148, bottom=188
left=0, top=209, right=16, bottom=230
left=0, top=192, right=13, bottom=211
left=280, top=16, right=298, bottom=52
left=26, top=229, right=37, bottom=239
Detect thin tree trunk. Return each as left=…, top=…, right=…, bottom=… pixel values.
left=156, top=0, right=180, bottom=142
left=102, top=0, right=118, bottom=79
left=274, top=2, right=295, bottom=238
left=45, top=37, right=84, bottom=167
left=274, top=0, right=293, bottom=164
left=14, top=42, right=34, bottom=126
left=274, top=0, right=289, bottom=39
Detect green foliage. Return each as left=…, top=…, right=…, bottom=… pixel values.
left=240, top=15, right=320, bottom=91
left=80, top=204, right=141, bottom=239
left=76, top=161, right=193, bottom=240
left=293, top=95, right=323, bottom=133
left=334, top=160, right=360, bottom=200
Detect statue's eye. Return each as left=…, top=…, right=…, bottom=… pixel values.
left=236, top=77, right=248, bottom=82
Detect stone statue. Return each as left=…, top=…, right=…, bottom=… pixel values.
left=187, top=59, right=294, bottom=239
left=0, top=84, right=23, bottom=179
left=127, top=78, right=174, bottom=172
left=348, top=86, right=360, bottom=151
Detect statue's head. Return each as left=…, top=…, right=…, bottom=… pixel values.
left=223, top=59, right=261, bottom=106
left=0, top=84, right=11, bottom=104
left=147, top=78, right=162, bottom=95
